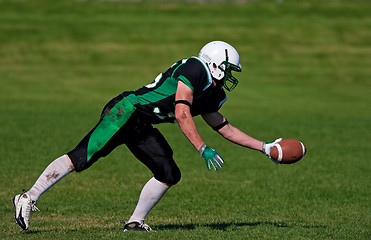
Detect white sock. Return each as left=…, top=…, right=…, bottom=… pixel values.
left=128, top=177, right=169, bottom=223
left=26, top=155, right=74, bottom=202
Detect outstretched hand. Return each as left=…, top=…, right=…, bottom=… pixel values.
left=199, top=144, right=224, bottom=171
left=262, top=138, right=282, bottom=164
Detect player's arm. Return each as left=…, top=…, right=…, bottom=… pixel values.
left=202, top=112, right=282, bottom=163
left=175, top=81, right=223, bottom=171
left=201, top=112, right=263, bottom=151
left=174, top=81, right=204, bottom=150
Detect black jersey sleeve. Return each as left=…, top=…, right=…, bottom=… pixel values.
left=172, top=57, right=211, bottom=96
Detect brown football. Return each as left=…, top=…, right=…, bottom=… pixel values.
left=270, top=139, right=306, bottom=164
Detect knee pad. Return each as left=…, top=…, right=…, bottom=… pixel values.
left=155, top=164, right=181, bottom=186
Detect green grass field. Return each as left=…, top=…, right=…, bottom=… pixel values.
left=0, top=0, right=370, bottom=239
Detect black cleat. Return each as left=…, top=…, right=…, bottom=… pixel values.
left=123, top=221, right=153, bottom=232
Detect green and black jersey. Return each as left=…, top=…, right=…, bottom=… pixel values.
left=124, top=57, right=227, bottom=124
left=68, top=57, right=227, bottom=172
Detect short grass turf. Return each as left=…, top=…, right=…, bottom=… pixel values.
left=0, top=0, right=370, bottom=239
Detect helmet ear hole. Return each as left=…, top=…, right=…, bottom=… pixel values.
left=213, top=63, right=217, bottom=70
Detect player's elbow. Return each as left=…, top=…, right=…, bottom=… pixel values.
left=218, top=124, right=234, bottom=139
left=175, top=107, right=191, bottom=123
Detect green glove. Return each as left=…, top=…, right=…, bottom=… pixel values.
left=198, top=144, right=224, bottom=171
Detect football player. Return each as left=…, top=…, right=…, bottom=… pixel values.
left=12, top=41, right=281, bottom=231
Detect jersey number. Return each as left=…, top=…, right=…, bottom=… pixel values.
left=146, top=73, right=162, bottom=88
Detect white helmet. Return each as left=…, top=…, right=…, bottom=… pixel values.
left=198, top=41, right=242, bottom=91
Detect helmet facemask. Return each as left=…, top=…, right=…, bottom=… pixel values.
left=218, top=60, right=241, bottom=91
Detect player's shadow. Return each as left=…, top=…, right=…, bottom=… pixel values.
left=156, top=221, right=326, bottom=231
left=23, top=221, right=326, bottom=233
left=156, top=221, right=290, bottom=231
left=25, top=229, right=79, bottom=234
